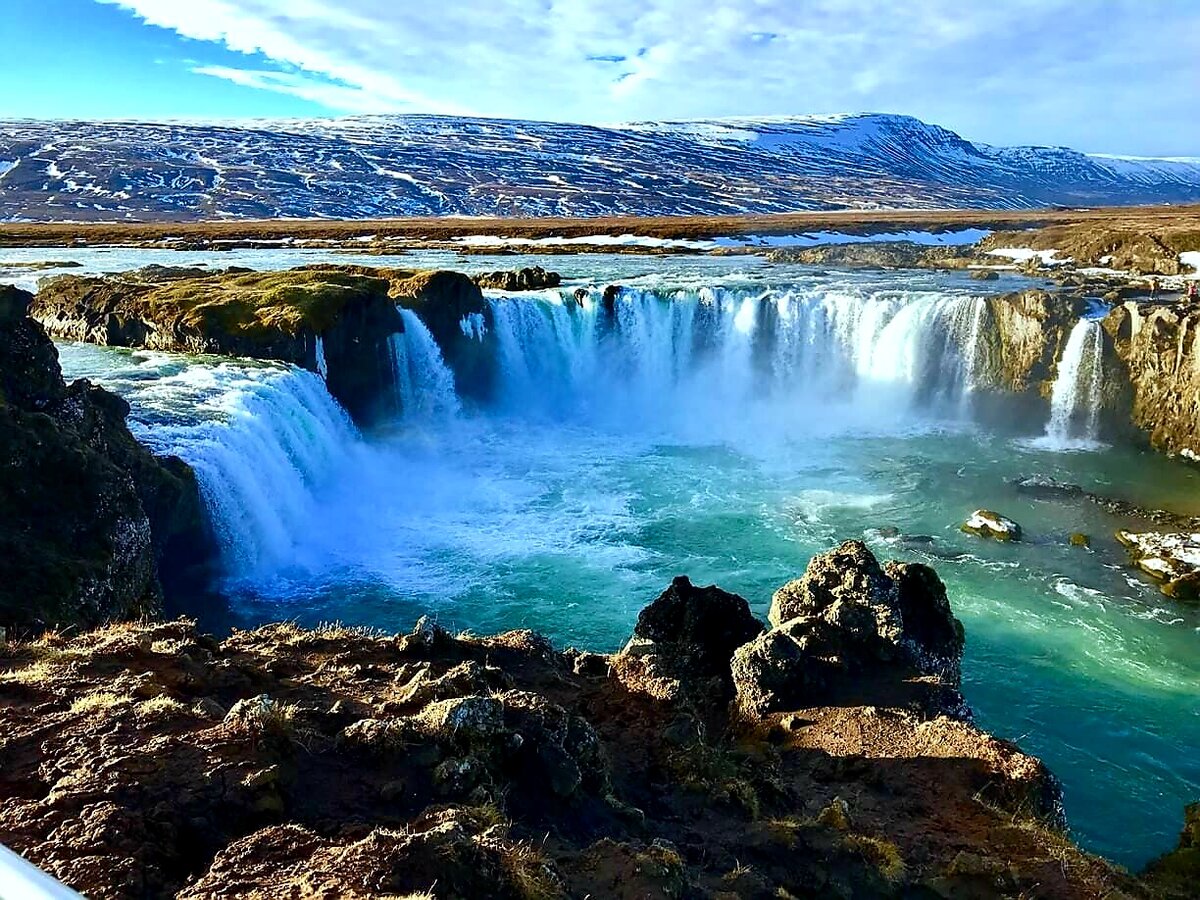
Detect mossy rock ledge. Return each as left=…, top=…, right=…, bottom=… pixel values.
left=31, top=266, right=415, bottom=424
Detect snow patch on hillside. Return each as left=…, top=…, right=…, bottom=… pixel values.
left=454, top=234, right=715, bottom=250
left=4, top=112, right=1200, bottom=220
left=716, top=228, right=991, bottom=248
left=987, top=247, right=1070, bottom=266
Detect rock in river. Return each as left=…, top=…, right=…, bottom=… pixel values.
left=961, top=509, right=1023, bottom=541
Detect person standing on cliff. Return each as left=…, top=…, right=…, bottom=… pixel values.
left=1150, top=276, right=1160, bottom=299
left=1188, top=281, right=1198, bottom=303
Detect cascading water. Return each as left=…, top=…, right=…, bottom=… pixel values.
left=314, top=335, right=329, bottom=380
left=390, top=308, right=461, bottom=419
left=55, top=344, right=359, bottom=576
left=1045, top=319, right=1105, bottom=446
left=485, top=285, right=989, bottom=432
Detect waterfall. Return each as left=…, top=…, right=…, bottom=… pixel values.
left=314, top=335, right=328, bottom=380
left=54, top=344, right=360, bottom=577
left=1045, top=319, right=1105, bottom=446
left=176, top=370, right=359, bottom=575
left=390, top=308, right=461, bottom=419
left=484, top=286, right=988, bottom=430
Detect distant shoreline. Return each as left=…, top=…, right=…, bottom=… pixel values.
left=3, top=203, right=1200, bottom=249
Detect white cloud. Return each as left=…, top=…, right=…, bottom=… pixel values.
left=190, top=66, right=413, bottom=113
left=97, top=0, right=1200, bottom=155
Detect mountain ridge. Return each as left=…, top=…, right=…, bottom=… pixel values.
left=2, top=112, right=1199, bottom=221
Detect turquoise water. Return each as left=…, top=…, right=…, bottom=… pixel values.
left=35, top=249, right=1200, bottom=869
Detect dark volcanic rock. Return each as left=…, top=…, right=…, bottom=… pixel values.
left=473, top=266, right=561, bottom=291
left=613, top=576, right=764, bottom=704
left=0, top=572, right=1137, bottom=899
left=630, top=575, right=764, bottom=678
left=0, top=286, right=209, bottom=632
left=769, top=539, right=894, bottom=627
left=739, top=541, right=965, bottom=716
left=886, top=560, right=966, bottom=679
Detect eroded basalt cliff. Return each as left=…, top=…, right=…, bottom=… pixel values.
left=978, top=291, right=1083, bottom=395
left=32, top=266, right=405, bottom=424
left=1103, top=300, right=1200, bottom=456
left=390, top=269, right=495, bottom=402
left=0, top=542, right=1158, bottom=899
left=31, top=264, right=512, bottom=419
left=0, top=285, right=209, bottom=633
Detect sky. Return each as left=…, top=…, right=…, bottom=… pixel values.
left=2, top=0, right=1198, bottom=156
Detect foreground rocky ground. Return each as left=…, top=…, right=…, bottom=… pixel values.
left=4, top=542, right=1192, bottom=899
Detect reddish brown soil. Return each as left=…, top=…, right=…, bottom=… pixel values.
left=0, top=616, right=1147, bottom=899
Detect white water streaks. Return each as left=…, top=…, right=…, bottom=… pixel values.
left=1044, top=319, right=1106, bottom=448
left=390, top=308, right=461, bottom=420
left=314, top=335, right=329, bottom=380
left=484, top=285, right=990, bottom=436
left=55, top=343, right=359, bottom=577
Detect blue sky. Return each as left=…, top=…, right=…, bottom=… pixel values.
left=3, top=0, right=1198, bottom=156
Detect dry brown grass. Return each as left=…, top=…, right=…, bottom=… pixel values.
left=70, top=691, right=129, bottom=715
left=0, top=660, right=60, bottom=685
left=5, top=204, right=1200, bottom=248
left=135, top=695, right=190, bottom=723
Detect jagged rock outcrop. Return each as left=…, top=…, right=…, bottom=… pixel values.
left=611, top=575, right=763, bottom=702
left=0, top=285, right=209, bottom=632
left=962, top=509, right=1024, bottom=541
left=766, top=241, right=979, bottom=269
left=735, top=541, right=966, bottom=717
left=0, top=577, right=1143, bottom=900
left=473, top=266, right=561, bottom=292
left=31, top=266, right=405, bottom=424
left=978, top=290, right=1084, bottom=395
left=1116, top=531, right=1200, bottom=601
left=1104, top=300, right=1200, bottom=455
left=980, top=226, right=1192, bottom=276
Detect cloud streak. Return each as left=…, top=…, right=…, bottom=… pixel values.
left=98, top=0, right=1200, bottom=155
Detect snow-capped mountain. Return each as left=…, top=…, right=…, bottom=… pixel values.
left=1, top=112, right=1198, bottom=221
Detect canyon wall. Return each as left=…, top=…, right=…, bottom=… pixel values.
left=31, top=267, right=406, bottom=424
left=1103, top=301, right=1200, bottom=456
left=0, top=285, right=210, bottom=633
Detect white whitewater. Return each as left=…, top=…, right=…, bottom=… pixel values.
left=391, top=308, right=461, bottom=419
left=485, top=286, right=989, bottom=432
left=179, top=369, right=359, bottom=576
left=314, top=335, right=329, bottom=380
left=54, top=344, right=359, bottom=577
left=1045, top=319, right=1105, bottom=446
